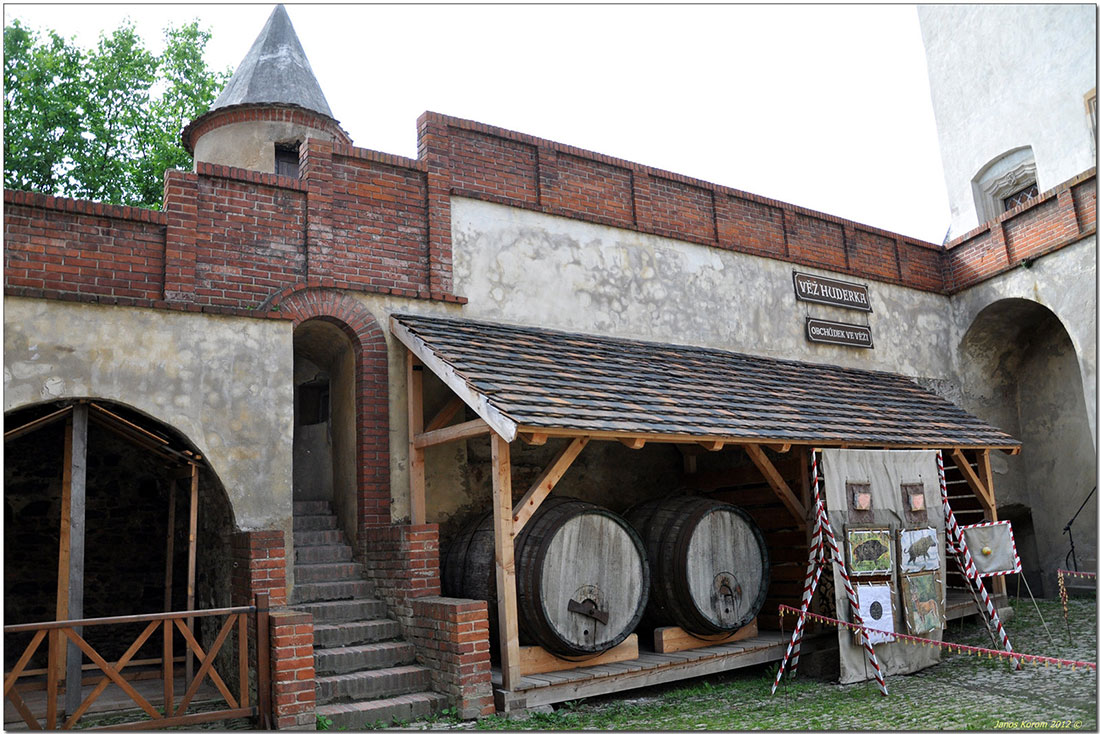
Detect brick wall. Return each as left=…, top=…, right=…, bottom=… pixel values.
left=270, top=610, right=317, bottom=730
left=944, top=169, right=1096, bottom=292
left=9, top=115, right=1091, bottom=313
left=407, top=597, right=494, bottom=719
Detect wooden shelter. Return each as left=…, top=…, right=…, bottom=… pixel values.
left=3, top=400, right=205, bottom=717
left=390, top=313, right=1020, bottom=706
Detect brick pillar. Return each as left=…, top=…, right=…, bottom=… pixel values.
left=359, top=524, right=441, bottom=633
left=231, top=530, right=288, bottom=607
left=416, top=112, right=453, bottom=296
left=407, top=598, right=495, bottom=719
left=162, top=169, right=200, bottom=302
left=270, top=610, right=316, bottom=730
left=300, top=137, right=334, bottom=282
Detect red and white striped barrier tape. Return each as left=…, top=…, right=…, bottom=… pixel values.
left=778, top=604, right=1097, bottom=671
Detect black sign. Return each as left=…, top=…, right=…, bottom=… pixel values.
left=806, top=318, right=874, bottom=349
left=793, top=271, right=872, bottom=312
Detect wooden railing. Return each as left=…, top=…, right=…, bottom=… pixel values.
left=3, top=594, right=271, bottom=730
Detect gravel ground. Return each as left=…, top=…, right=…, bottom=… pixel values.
left=416, top=595, right=1096, bottom=731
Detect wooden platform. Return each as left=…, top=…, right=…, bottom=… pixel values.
left=945, top=589, right=1013, bottom=622
left=492, top=630, right=832, bottom=711
left=4, top=672, right=221, bottom=729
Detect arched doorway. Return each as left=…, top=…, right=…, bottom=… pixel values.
left=3, top=399, right=236, bottom=674
left=957, top=298, right=1096, bottom=595
left=293, top=318, right=358, bottom=545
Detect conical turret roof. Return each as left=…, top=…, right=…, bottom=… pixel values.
left=210, top=5, right=333, bottom=117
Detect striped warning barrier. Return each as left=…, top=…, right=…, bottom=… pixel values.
left=778, top=605, right=1096, bottom=671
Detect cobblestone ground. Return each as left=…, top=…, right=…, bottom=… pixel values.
left=435, top=596, right=1097, bottom=731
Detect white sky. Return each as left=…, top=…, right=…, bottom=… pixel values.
left=4, top=3, right=952, bottom=243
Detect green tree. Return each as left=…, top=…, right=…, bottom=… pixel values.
left=3, top=19, right=230, bottom=209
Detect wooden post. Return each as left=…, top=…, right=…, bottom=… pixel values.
left=62, top=404, right=88, bottom=718
left=164, top=479, right=177, bottom=612
left=407, top=352, right=426, bottom=524
left=50, top=415, right=74, bottom=719
left=976, top=449, right=1007, bottom=597
left=186, top=463, right=198, bottom=684
left=490, top=433, right=521, bottom=690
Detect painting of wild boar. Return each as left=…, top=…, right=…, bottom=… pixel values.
left=846, top=527, right=892, bottom=575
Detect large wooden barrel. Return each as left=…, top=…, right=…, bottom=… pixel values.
left=626, top=495, right=769, bottom=636
left=443, top=496, right=649, bottom=658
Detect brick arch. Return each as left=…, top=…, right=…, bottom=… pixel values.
left=277, top=288, right=390, bottom=529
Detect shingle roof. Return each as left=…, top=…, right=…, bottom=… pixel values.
left=210, top=5, right=334, bottom=118
left=390, top=313, right=1020, bottom=450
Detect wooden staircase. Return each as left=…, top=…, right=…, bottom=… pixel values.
left=292, top=501, right=446, bottom=727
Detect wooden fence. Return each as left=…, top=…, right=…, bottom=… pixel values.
left=3, top=594, right=271, bottom=730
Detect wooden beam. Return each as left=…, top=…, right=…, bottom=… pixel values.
left=975, top=449, right=1006, bottom=598
left=65, top=403, right=88, bottom=716
left=491, top=433, right=521, bottom=691
left=698, top=440, right=724, bottom=452
left=185, top=464, right=198, bottom=685
left=744, top=443, right=806, bottom=523
left=519, top=634, right=638, bottom=676
left=424, top=396, right=465, bottom=433
left=52, top=415, right=74, bottom=697
left=390, top=317, right=519, bottom=441
left=619, top=437, right=646, bottom=450
left=765, top=443, right=792, bottom=454
left=512, top=437, right=589, bottom=534
left=164, top=480, right=176, bottom=612
left=407, top=352, right=426, bottom=525
left=4, top=405, right=72, bottom=442
left=413, top=418, right=491, bottom=449
left=951, top=449, right=994, bottom=514
left=519, top=432, right=548, bottom=446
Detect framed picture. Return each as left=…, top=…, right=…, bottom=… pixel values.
left=960, top=520, right=1021, bottom=577
left=898, top=527, right=940, bottom=573
left=900, top=571, right=944, bottom=634
left=855, top=582, right=896, bottom=645
left=847, top=527, right=892, bottom=576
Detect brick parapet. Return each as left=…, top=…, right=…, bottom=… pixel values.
left=943, top=168, right=1096, bottom=293
left=269, top=610, right=317, bottom=730
left=407, top=597, right=494, bottom=719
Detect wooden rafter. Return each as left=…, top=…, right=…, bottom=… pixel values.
left=424, top=396, right=465, bottom=432
left=744, top=443, right=807, bottom=523
left=619, top=437, right=645, bottom=449
left=512, top=437, right=589, bottom=534
left=951, top=448, right=994, bottom=513
left=407, top=352, right=426, bottom=525
left=4, top=405, right=73, bottom=442
left=414, top=419, right=491, bottom=449
left=519, top=432, right=548, bottom=446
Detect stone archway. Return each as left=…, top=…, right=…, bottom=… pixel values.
left=3, top=399, right=237, bottom=668
left=957, top=298, right=1096, bottom=595
left=275, top=289, right=391, bottom=546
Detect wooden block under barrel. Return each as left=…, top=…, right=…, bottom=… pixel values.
left=653, top=618, right=758, bottom=653
left=519, top=634, right=638, bottom=676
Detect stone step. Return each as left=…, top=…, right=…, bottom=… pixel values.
left=317, top=691, right=448, bottom=729
left=314, top=619, right=401, bottom=649
left=293, top=500, right=333, bottom=516
left=293, top=598, right=388, bottom=624
left=295, top=543, right=353, bottom=565
left=294, top=529, right=346, bottom=547
left=315, top=641, right=417, bottom=675
left=292, top=579, right=374, bottom=604
left=293, top=514, right=338, bottom=531
left=316, top=665, right=432, bottom=705
left=295, top=561, right=365, bottom=585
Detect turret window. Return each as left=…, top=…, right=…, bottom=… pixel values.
left=1002, top=183, right=1039, bottom=212
left=971, top=147, right=1038, bottom=224
left=275, top=143, right=300, bottom=178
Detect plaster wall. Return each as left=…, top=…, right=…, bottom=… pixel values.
left=192, top=120, right=341, bottom=174
left=450, top=198, right=957, bottom=379
left=3, top=298, right=295, bottom=537
left=919, top=5, right=1097, bottom=239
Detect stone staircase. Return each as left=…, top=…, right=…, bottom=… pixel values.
left=292, top=501, right=446, bottom=728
